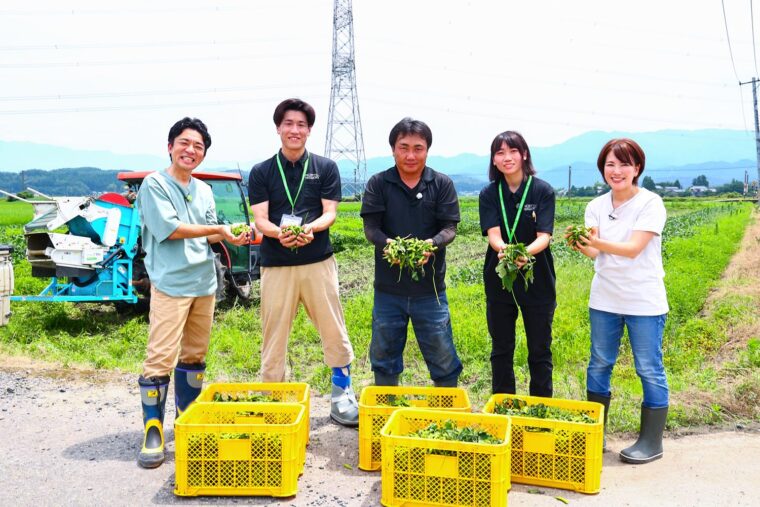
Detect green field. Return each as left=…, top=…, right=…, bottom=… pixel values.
left=0, top=197, right=757, bottom=431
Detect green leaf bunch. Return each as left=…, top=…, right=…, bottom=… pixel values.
left=495, top=242, right=535, bottom=293
left=409, top=419, right=502, bottom=445
left=493, top=398, right=595, bottom=424
left=565, top=224, right=592, bottom=248
left=212, top=391, right=275, bottom=403
left=281, top=224, right=305, bottom=251
left=230, top=222, right=251, bottom=236
left=383, top=236, right=437, bottom=282
left=381, top=395, right=412, bottom=407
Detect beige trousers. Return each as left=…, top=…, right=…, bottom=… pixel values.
left=260, top=256, right=354, bottom=382
left=142, top=287, right=216, bottom=378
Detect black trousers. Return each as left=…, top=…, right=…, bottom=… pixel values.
left=486, top=299, right=555, bottom=397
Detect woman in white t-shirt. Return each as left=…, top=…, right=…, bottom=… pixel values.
left=572, top=138, right=669, bottom=465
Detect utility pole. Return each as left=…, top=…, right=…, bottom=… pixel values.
left=325, top=0, right=366, bottom=199
left=739, top=77, right=760, bottom=203
left=567, top=165, right=572, bottom=197
left=745, top=169, right=749, bottom=197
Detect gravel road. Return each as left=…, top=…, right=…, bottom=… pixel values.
left=1, top=357, right=759, bottom=507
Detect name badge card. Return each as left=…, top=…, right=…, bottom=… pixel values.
left=280, top=214, right=303, bottom=227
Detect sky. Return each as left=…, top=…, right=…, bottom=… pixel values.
left=0, top=0, right=758, bottom=168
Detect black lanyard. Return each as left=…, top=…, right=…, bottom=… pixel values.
left=498, top=176, right=532, bottom=243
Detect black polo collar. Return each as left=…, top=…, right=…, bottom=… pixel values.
left=383, top=165, right=434, bottom=185
left=502, top=176, right=530, bottom=199
left=277, top=149, right=309, bottom=168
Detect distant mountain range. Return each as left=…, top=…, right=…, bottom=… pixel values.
left=1, top=129, right=757, bottom=194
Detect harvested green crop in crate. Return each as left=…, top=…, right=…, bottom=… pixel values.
left=493, top=398, right=595, bottom=424
left=212, top=391, right=276, bottom=403
left=380, top=396, right=412, bottom=407
left=410, top=419, right=502, bottom=447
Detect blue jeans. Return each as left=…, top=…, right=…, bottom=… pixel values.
left=587, top=309, right=669, bottom=408
left=370, top=290, right=463, bottom=384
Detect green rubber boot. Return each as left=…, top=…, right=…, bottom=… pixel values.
left=620, top=405, right=668, bottom=464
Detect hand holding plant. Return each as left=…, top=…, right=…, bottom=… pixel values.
left=281, top=224, right=305, bottom=251
left=383, top=236, right=437, bottom=282
left=495, top=242, right=535, bottom=294
left=564, top=224, right=592, bottom=249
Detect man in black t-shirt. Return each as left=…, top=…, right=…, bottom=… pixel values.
left=360, top=118, right=463, bottom=387
left=249, top=98, right=358, bottom=427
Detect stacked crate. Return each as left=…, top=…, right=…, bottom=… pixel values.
left=174, top=382, right=310, bottom=497
left=174, top=402, right=305, bottom=497
left=358, top=386, right=471, bottom=471
left=380, top=408, right=511, bottom=507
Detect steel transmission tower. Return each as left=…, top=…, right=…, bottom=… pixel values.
left=325, top=0, right=366, bottom=198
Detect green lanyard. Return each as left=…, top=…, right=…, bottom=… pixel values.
left=498, top=175, right=533, bottom=244
left=276, top=151, right=310, bottom=215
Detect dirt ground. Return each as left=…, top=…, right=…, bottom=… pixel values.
left=1, top=356, right=759, bottom=507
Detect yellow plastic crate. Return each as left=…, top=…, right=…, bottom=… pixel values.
left=380, top=408, right=511, bottom=507
left=358, top=386, right=471, bottom=472
left=483, top=394, right=604, bottom=494
left=197, top=382, right=310, bottom=449
left=174, top=402, right=304, bottom=497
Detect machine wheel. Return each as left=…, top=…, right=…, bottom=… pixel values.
left=230, top=272, right=253, bottom=302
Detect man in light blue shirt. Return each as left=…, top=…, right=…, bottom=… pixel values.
left=134, top=117, right=248, bottom=469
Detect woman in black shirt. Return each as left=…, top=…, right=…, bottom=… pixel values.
left=478, top=131, right=557, bottom=397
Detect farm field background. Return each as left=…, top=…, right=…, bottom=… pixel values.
left=1, top=196, right=758, bottom=432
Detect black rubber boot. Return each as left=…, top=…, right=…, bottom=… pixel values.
left=587, top=391, right=611, bottom=452
left=620, top=405, right=668, bottom=464
left=433, top=377, right=458, bottom=388
left=373, top=371, right=399, bottom=386
left=137, top=375, right=169, bottom=469
left=174, top=362, right=205, bottom=418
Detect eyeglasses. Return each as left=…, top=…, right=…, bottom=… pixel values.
left=608, top=213, right=617, bottom=220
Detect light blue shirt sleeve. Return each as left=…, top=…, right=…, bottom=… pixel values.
left=137, top=175, right=181, bottom=243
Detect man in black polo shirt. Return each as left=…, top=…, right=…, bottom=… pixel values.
left=360, top=117, right=463, bottom=387
left=249, top=98, right=358, bottom=427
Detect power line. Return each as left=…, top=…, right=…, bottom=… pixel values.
left=0, top=94, right=328, bottom=116
left=722, top=0, right=743, bottom=82
left=752, top=0, right=760, bottom=76
left=721, top=0, right=751, bottom=132
left=0, top=36, right=314, bottom=52
left=0, top=83, right=326, bottom=103
left=362, top=95, right=748, bottom=132
left=0, top=50, right=327, bottom=69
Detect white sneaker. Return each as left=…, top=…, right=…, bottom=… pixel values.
left=330, top=384, right=359, bottom=427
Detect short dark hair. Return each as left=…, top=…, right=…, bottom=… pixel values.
left=167, top=117, right=211, bottom=152
left=273, top=98, right=316, bottom=127
left=597, top=138, right=646, bottom=185
left=388, top=117, right=433, bottom=149
left=487, top=131, right=535, bottom=182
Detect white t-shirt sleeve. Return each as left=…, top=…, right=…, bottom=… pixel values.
left=584, top=194, right=604, bottom=228
left=633, top=194, right=666, bottom=235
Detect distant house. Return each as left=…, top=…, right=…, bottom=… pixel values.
left=688, top=185, right=715, bottom=196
